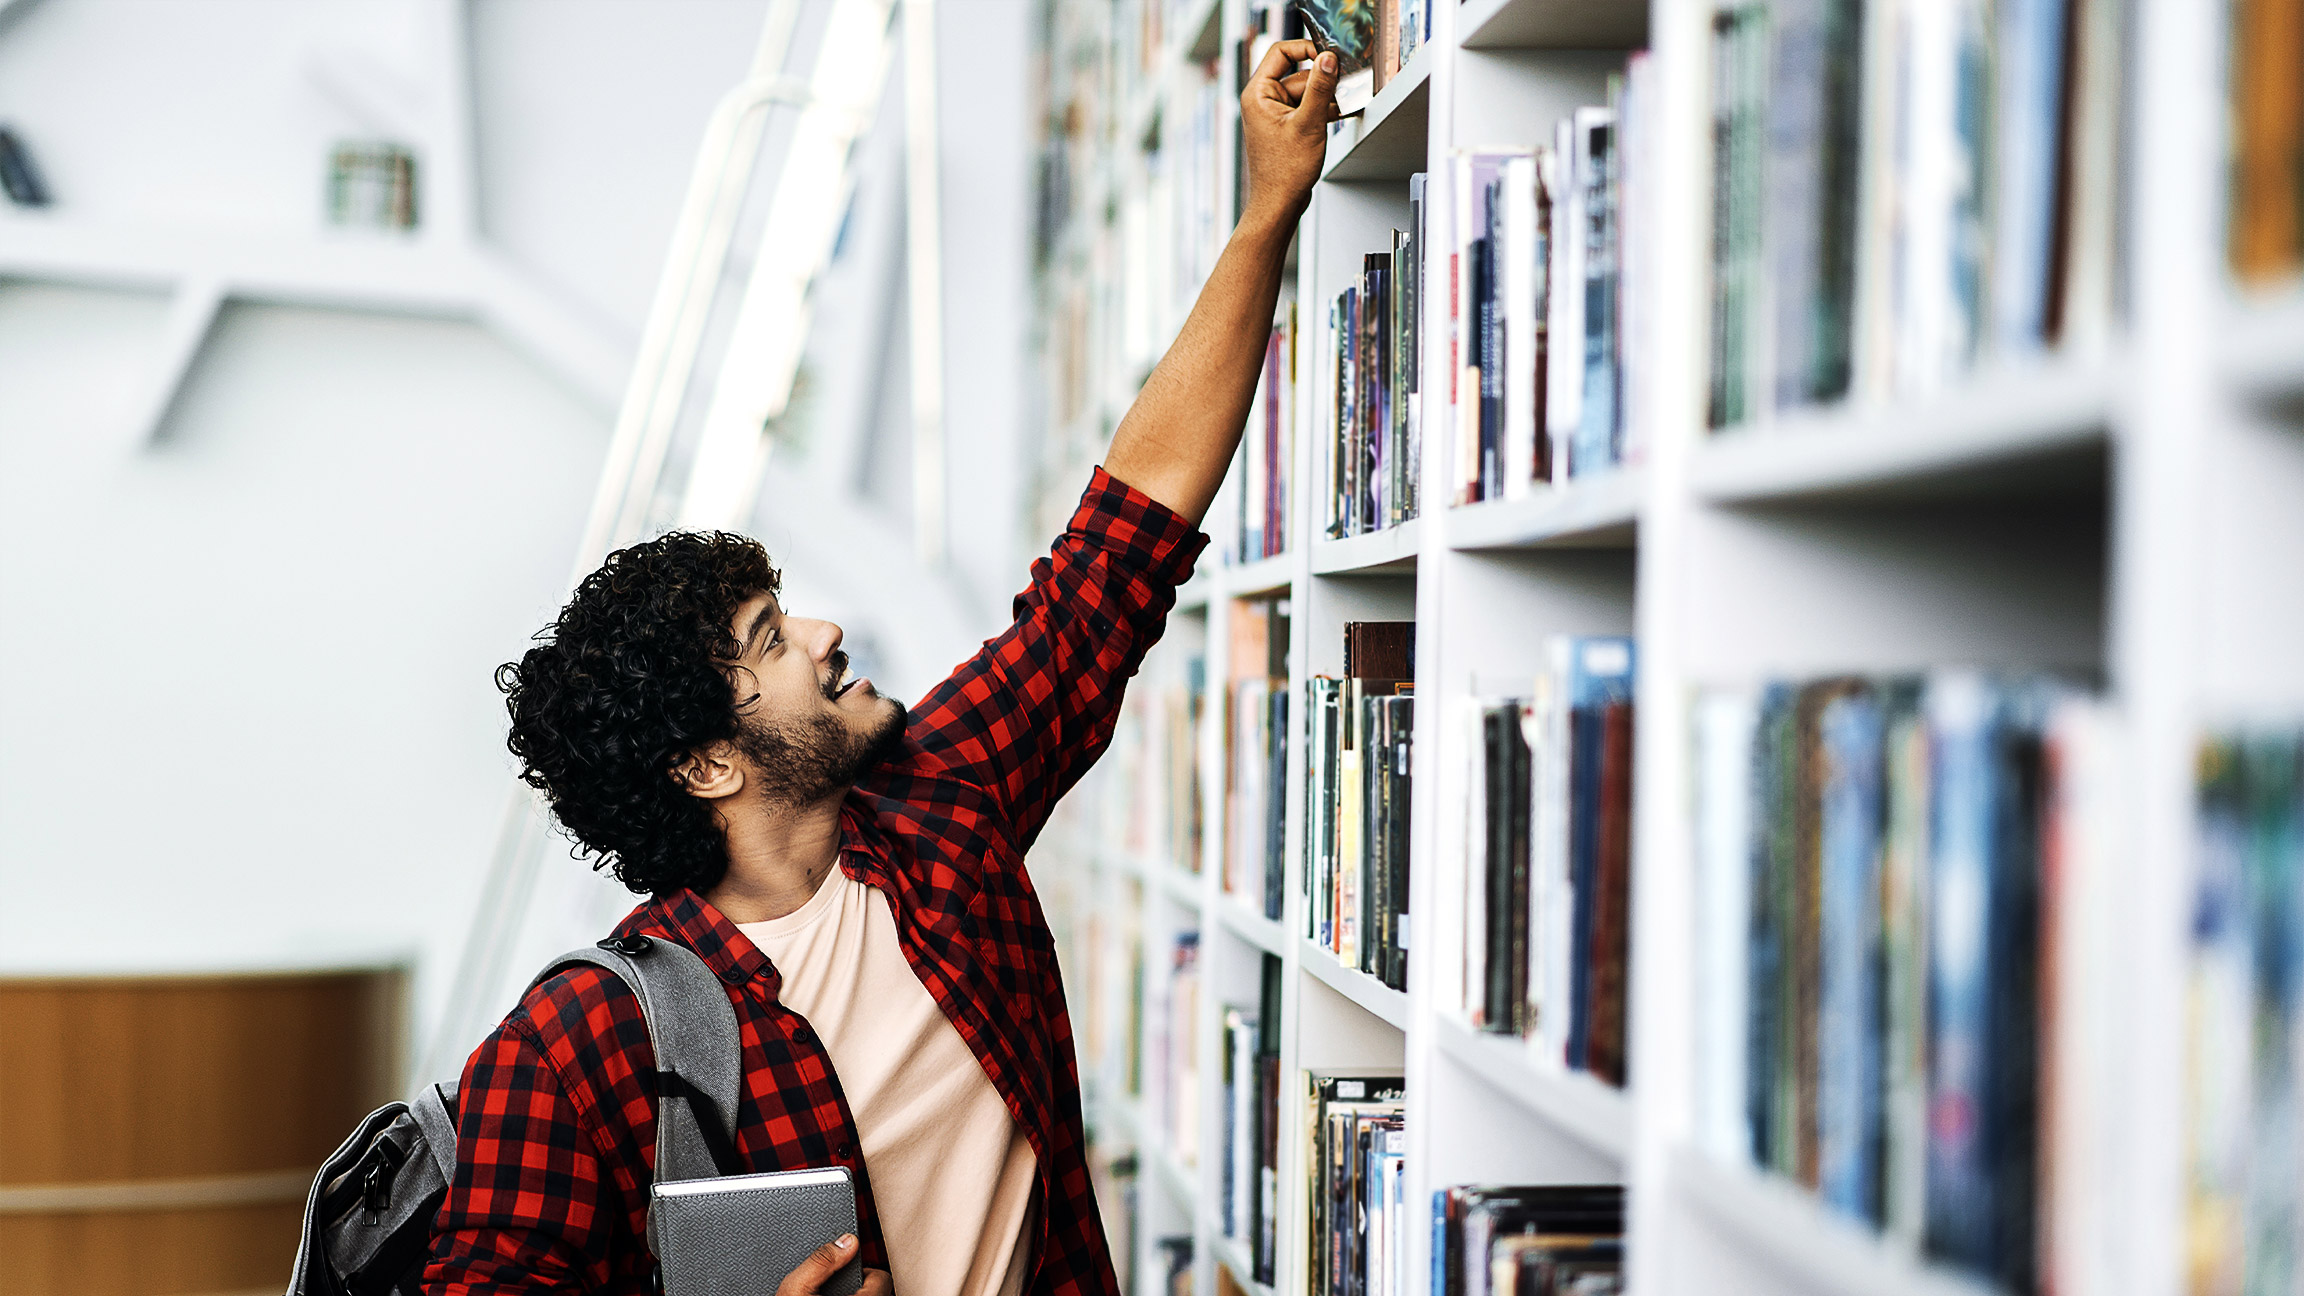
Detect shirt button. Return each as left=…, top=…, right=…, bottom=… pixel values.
left=792, top=1026, right=816, bottom=1046
left=836, top=1141, right=856, bottom=1161
left=720, top=966, right=746, bottom=985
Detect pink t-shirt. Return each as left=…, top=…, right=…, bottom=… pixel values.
left=737, top=871, right=1039, bottom=1296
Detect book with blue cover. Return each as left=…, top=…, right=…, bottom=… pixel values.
left=1816, top=686, right=1885, bottom=1224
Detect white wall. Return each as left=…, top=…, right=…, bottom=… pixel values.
left=0, top=0, right=1046, bottom=1059
left=0, top=283, right=603, bottom=994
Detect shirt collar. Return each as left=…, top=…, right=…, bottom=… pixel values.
left=615, top=887, right=768, bottom=986
left=612, top=795, right=897, bottom=986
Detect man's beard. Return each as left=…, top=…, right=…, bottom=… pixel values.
left=733, top=687, right=906, bottom=806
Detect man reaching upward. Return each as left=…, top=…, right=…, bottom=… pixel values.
left=427, top=40, right=1341, bottom=1296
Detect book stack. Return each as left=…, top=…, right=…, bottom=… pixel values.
left=1226, top=597, right=1292, bottom=920
left=1692, top=674, right=2116, bottom=1292
left=1170, top=659, right=1208, bottom=875
left=1446, top=62, right=1652, bottom=503
left=1081, top=899, right=1146, bottom=1104
left=1431, top=1185, right=1624, bottom=1296
left=1161, top=931, right=1201, bottom=1168
left=1221, top=956, right=1286, bottom=1284
left=1705, top=0, right=2124, bottom=430
left=2230, top=0, right=2304, bottom=285
left=1237, top=312, right=1298, bottom=562
left=1460, top=636, right=1637, bottom=1089
left=1326, top=181, right=1427, bottom=539
left=1307, top=1073, right=1407, bottom=1296
left=1177, top=59, right=1225, bottom=319
left=1306, top=621, right=1415, bottom=989
left=2189, top=731, right=2304, bottom=1296
left=327, top=142, right=419, bottom=230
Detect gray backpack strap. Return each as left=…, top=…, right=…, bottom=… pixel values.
left=529, top=936, right=744, bottom=1185
left=411, top=1081, right=461, bottom=1184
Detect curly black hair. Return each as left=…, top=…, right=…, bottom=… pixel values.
left=497, top=531, right=778, bottom=897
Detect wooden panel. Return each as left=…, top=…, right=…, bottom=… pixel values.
left=0, top=971, right=402, bottom=1184
left=0, top=1200, right=305, bottom=1296
left=0, top=969, right=403, bottom=1296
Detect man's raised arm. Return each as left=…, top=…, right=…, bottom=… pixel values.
left=898, top=43, right=1337, bottom=837
left=1101, top=40, right=1340, bottom=524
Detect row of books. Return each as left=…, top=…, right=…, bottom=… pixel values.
left=1297, top=0, right=1429, bottom=117
left=1432, top=1185, right=1624, bottom=1296
left=1692, top=673, right=2114, bottom=1293
left=1327, top=187, right=1427, bottom=539
left=2230, top=0, right=2304, bottom=285
left=327, top=142, right=419, bottom=230
left=1159, top=931, right=1201, bottom=1168
left=1459, top=637, right=1637, bottom=1089
left=1706, top=0, right=2122, bottom=430
left=2189, top=731, right=2304, bottom=1296
left=1105, top=660, right=1207, bottom=875
left=1079, top=896, right=1145, bottom=1109
left=1307, top=1072, right=1407, bottom=1296
left=1125, top=57, right=1229, bottom=374
left=1235, top=312, right=1298, bottom=563
left=1226, top=597, right=1291, bottom=920
left=1446, top=62, right=1651, bottom=504
left=1306, top=621, right=1416, bottom=990
left=1220, top=956, right=1286, bottom=1285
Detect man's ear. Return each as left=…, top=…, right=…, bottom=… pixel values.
left=669, top=742, right=745, bottom=801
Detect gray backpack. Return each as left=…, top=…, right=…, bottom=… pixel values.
left=285, top=934, right=743, bottom=1296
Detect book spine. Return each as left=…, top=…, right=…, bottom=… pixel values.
left=1816, top=687, right=1886, bottom=1224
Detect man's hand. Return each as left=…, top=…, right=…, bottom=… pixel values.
left=1238, top=39, right=1340, bottom=232
left=774, top=1234, right=892, bottom=1296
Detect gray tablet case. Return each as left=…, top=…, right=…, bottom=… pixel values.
left=652, top=1166, right=865, bottom=1296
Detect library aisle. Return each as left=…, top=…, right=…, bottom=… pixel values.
left=1024, top=3, right=2304, bottom=1296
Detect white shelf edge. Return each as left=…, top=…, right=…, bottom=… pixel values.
left=1444, top=470, right=1644, bottom=551
left=1219, top=552, right=1294, bottom=596
left=1176, top=570, right=1216, bottom=611
left=1428, top=1016, right=1632, bottom=1161
left=1154, top=1140, right=1199, bottom=1209
left=1152, top=863, right=1204, bottom=908
left=1214, top=892, right=1288, bottom=956
left=1320, top=46, right=1433, bottom=183
left=1691, top=356, right=2117, bottom=504
left=1212, top=1235, right=1275, bottom=1296
left=0, top=214, right=631, bottom=411
left=2226, top=288, right=2304, bottom=405
left=1670, top=1148, right=1997, bottom=1296
left=1457, top=0, right=1651, bottom=50
left=1297, top=938, right=1409, bottom=1029
left=1310, top=518, right=1422, bottom=575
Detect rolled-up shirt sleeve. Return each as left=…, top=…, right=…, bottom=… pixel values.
left=906, top=466, right=1205, bottom=846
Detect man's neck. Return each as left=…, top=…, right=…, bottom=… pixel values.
left=702, top=793, right=847, bottom=923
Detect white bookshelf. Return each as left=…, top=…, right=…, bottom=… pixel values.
left=1030, top=3, right=2298, bottom=1296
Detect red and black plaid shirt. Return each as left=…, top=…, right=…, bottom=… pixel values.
left=426, top=469, right=1203, bottom=1295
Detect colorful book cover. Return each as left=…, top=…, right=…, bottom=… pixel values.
left=1563, top=637, right=1634, bottom=1073
left=1816, top=685, right=1885, bottom=1223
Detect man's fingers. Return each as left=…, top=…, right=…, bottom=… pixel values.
left=1277, top=69, right=1311, bottom=101
left=858, top=1270, right=894, bottom=1296
left=1289, top=50, right=1340, bottom=126
left=776, top=1235, right=859, bottom=1296
left=1251, top=36, right=1320, bottom=85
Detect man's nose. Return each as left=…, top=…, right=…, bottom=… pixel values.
left=801, top=617, right=844, bottom=660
